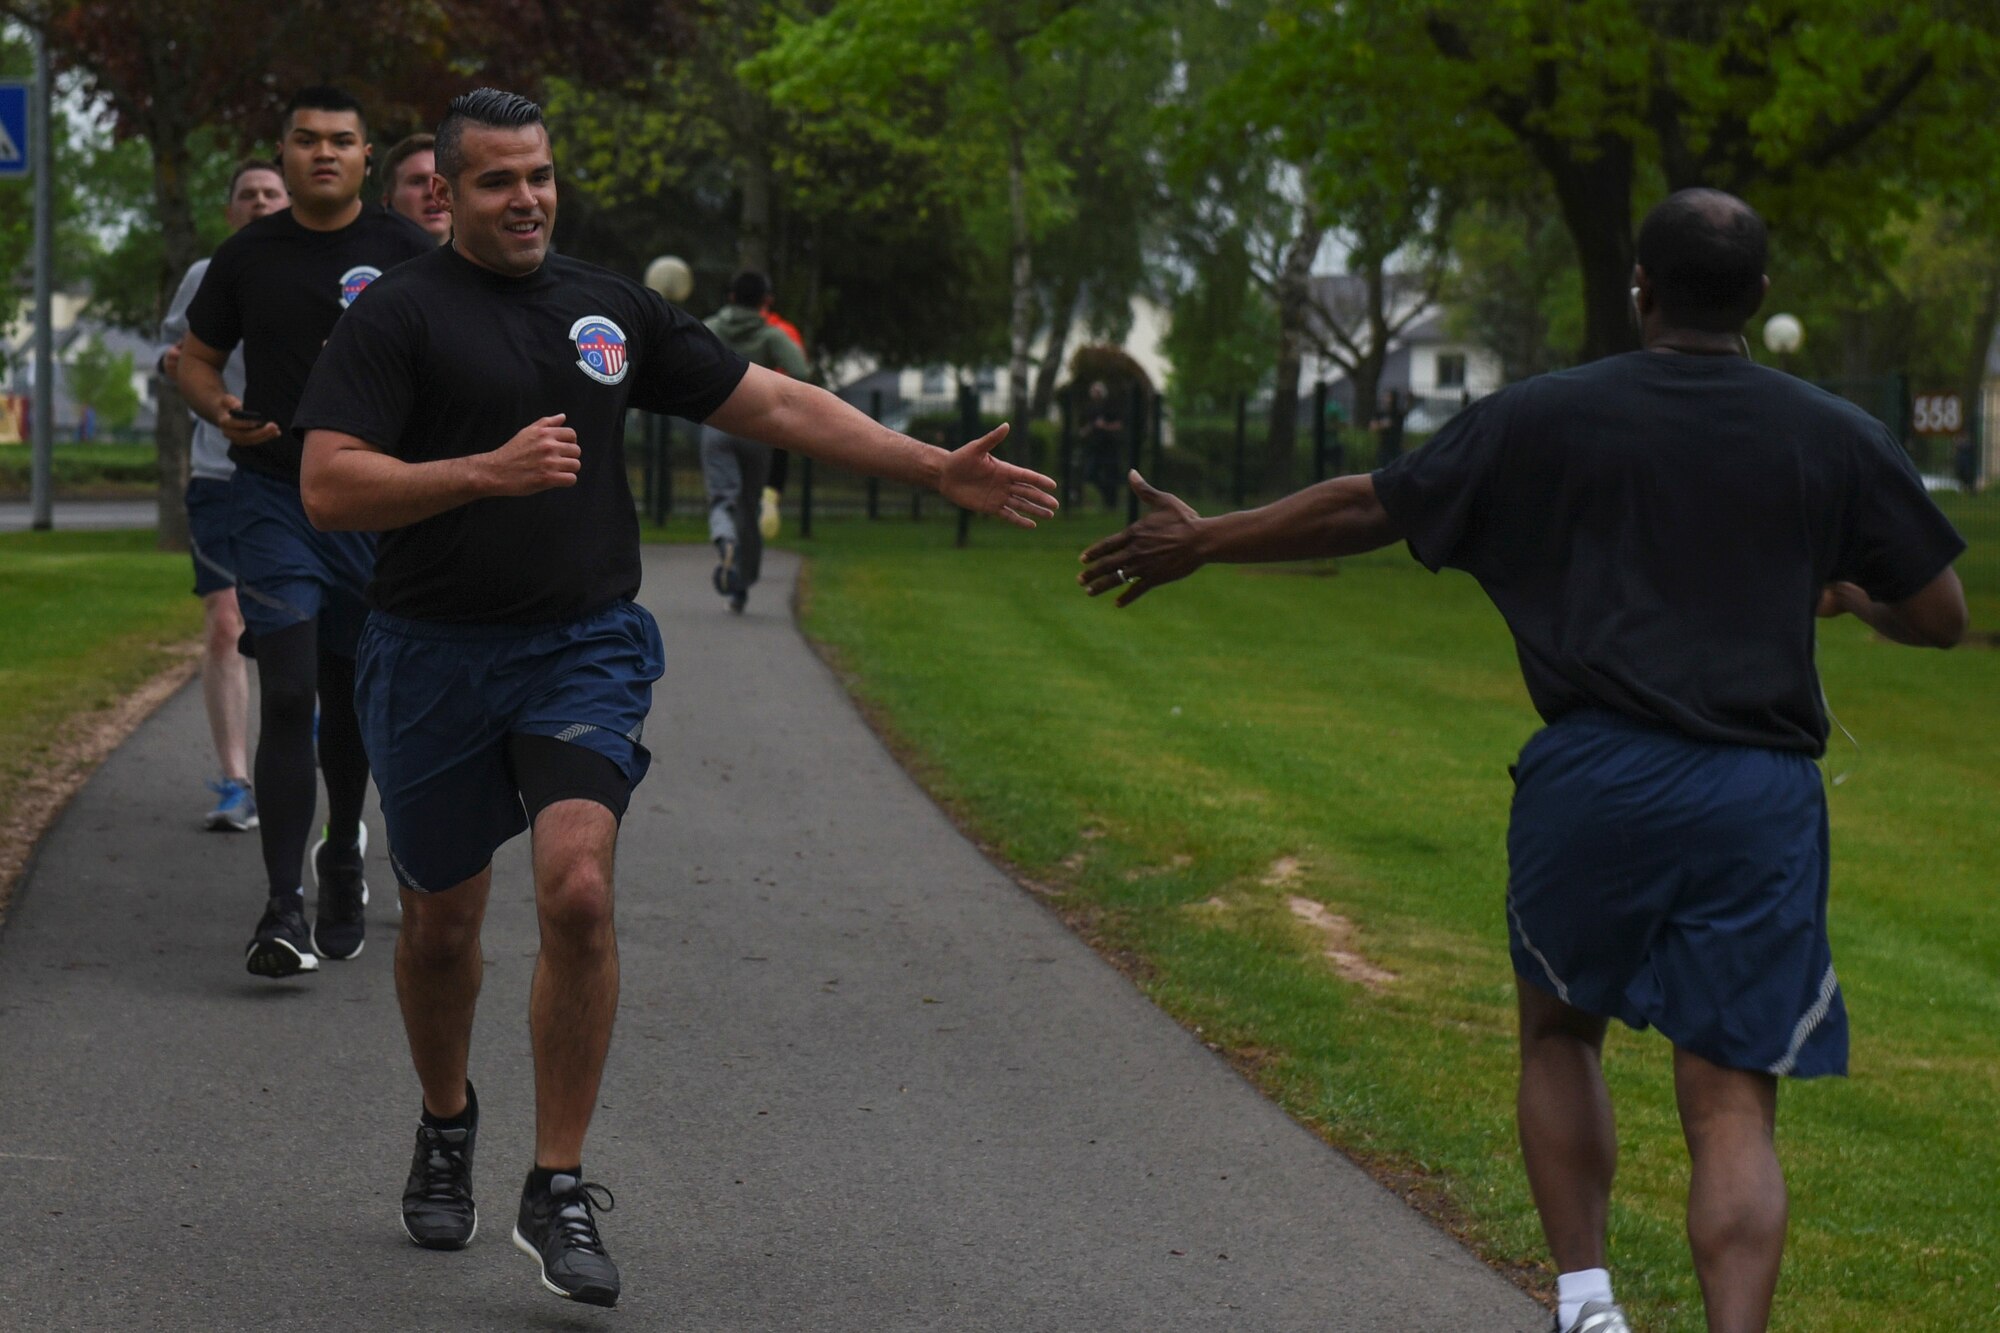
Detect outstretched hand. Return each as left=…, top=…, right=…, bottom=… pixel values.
left=938, top=423, right=1060, bottom=528
left=1077, top=471, right=1204, bottom=607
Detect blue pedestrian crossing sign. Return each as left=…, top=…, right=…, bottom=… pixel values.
left=0, top=81, right=29, bottom=179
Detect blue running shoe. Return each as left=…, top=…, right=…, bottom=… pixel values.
left=205, top=778, right=259, bottom=832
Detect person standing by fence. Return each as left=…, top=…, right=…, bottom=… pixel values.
left=700, top=270, right=809, bottom=614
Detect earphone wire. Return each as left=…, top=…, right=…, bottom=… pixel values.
left=1821, top=685, right=1860, bottom=787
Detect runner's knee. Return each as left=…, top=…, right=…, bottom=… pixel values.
left=537, top=857, right=613, bottom=940
left=400, top=882, right=487, bottom=963
left=204, top=593, right=245, bottom=651
left=1517, top=976, right=1610, bottom=1050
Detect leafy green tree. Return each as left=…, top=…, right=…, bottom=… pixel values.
left=754, top=0, right=1167, bottom=423
left=65, top=336, right=136, bottom=430
left=1408, top=0, right=2000, bottom=360
left=1443, top=199, right=1579, bottom=383
left=543, top=2, right=1004, bottom=373
left=1165, top=0, right=1474, bottom=482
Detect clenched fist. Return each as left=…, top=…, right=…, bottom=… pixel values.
left=483, top=414, right=582, bottom=496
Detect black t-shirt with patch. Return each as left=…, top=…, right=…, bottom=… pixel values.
left=1372, top=351, right=1965, bottom=755
left=185, top=205, right=435, bottom=482
left=293, top=245, right=749, bottom=625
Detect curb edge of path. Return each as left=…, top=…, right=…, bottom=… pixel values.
left=0, top=646, right=200, bottom=941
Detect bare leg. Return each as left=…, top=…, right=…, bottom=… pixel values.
left=528, top=799, right=620, bottom=1168
left=1675, top=1047, right=1785, bottom=1333
left=396, top=869, right=492, bottom=1119
left=201, top=588, right=250, bottom=781
left=1516, top=977, right=1616, bottom=1272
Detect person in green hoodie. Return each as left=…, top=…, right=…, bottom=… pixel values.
left=702, top=271, right=810, bottom=612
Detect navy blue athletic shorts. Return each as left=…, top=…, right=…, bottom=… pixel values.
left=354, top=599, right=665, bottom=894
left=1507, top=709, right=1846, bottom=1079
left=227, top=466, right=375, bottom=653
left=185, top=477, right=239, bottom=598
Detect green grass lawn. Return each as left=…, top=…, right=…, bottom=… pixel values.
left=0, top=530, right=201, bottom=822
left=786, top=513, right=1999, bottom=1333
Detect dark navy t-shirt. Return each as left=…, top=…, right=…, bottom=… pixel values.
left=1372, top=351, right=1965, bottom=755
left=293, top=245, right=748, bottom=625
left=185, top=205, right=435, bottom=481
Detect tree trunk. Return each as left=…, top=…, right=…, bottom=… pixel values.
left=1266, top=217, right=1322, bottom=489
left=736, top=140, right=773, bottom=275
left=1005, top=122, right=1034, bottom=429
left=1960, top=265, right=2000, bottom=485
left=1540, top=135, right=1639, bottom=362
left=1030, top=271, right=1084, bottom=421
left=151, top=124, right=199, bottom=554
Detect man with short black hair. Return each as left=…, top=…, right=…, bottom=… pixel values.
left=296, top=87, right=1055, bottom=1309
left=1079, top=187, right=1966, bottom=1333
left=381, top=132, right=449, bottom=242
left=159, top=158, right=289, bottom=832
left=178, top=85, right=435, bottom=977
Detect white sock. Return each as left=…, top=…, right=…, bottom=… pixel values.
left=1557, top=1268, right=1614, bottom=1329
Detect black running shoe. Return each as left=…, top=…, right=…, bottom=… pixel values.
left=310, top=825, right=368, bottom=961
left=402, top=1084, right=479, bottom=1251
left=513, top=1172, right=619, bottom=1307
left=245, top=892, right=318, bottom=978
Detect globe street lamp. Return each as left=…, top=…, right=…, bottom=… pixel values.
left=644, top=255, right=694, bottom=304
left=1763, top=313, right=1803, bottom=374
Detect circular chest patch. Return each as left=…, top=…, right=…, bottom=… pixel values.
left=339, top=266, right=383, bottom=309
left=570, top=315, right=630, bottom=385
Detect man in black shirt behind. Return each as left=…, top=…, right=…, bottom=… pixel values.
left=295, top=89, right=1057, bottom=1309
left=1077, top=191, right=1966, bottom=1333
left=178, top=87, right=435, bottom=977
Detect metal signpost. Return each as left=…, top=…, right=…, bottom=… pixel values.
left=2, top=35, right=51, bottom=529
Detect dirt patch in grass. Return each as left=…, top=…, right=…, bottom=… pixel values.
left=1285, top=894, right=1399, bottom=990
left=0, top=647, right=198, bottom=929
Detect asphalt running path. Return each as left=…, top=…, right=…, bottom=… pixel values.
left=0, top=546, right=1546, bottom=1331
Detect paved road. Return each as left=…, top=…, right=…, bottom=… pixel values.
left=0, top=498, right=158, bottom=532
left=0, top=546, right=1547, bottom=1331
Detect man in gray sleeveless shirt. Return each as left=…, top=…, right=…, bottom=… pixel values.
left=158, top=158, right=289, bottom=831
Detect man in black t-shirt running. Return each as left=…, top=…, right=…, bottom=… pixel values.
left=179, top=87, right=435, bottom=980
left=1078, top=191, right=1966, bottom=1333
left=294, top=89, right=1057, bottom=1310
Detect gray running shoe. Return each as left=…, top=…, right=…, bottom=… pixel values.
left=513, top=1172, right=619, bottom=1307
left=1559, top=1300, right=1632, bottom=1333
left=712, top=538, right=742, bottom=597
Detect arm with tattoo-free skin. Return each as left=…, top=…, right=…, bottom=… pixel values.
left=301, top=415, right=583, bottom=532
left=175, top=332, right=283, bottom=448
left=1816, top=573, right=1967, bottom=648
left=1078, top=471, right=1402, bottom=607
left=302, top=363, right=1062, bottom=534
left=706, top=365, right=1058, bottom=526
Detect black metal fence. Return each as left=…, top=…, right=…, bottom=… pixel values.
left=627, top=374, right=1992, bottom=609
left=625, top=380, right=1401, bottom=535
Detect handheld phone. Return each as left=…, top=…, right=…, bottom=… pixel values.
left=227, top=407, right=269, bottom=426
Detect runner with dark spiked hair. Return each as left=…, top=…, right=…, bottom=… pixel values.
left=296, top=86, right=1056, bottom=1309
left=177, top=85, right=434, bottom=978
